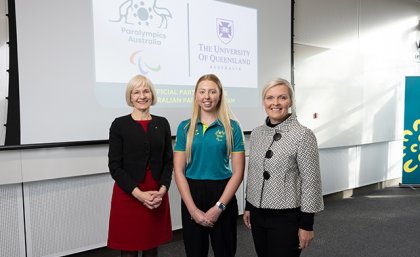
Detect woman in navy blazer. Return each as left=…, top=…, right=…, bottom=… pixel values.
left=108, top=114, right=173, bottom=194
left=107, top=75, right=173, bottom=257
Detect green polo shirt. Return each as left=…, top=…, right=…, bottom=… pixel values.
left=174, top=118, right=245, bottom=180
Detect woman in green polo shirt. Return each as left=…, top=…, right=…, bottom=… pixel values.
left=174, top=74, right=245, bottom=257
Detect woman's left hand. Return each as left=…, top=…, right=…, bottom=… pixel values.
left=243, top=210, right=251, bottom=229
left=154, top=185, right=168, bottom=208
left=298, top=228, right=314, bottom=249
left=147, top=188, right=165, bottom=209
left=204, top=205, right=222, bottom=224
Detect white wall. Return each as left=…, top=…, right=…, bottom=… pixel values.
left=293, top=0, right=420, bottom=196
left=294, top=0, right=420, bottom=148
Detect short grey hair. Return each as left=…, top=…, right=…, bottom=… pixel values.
left=125, top=75, right=157, bottom=107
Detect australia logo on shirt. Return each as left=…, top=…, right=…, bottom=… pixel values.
left=215, top=130, right=226, bottom=141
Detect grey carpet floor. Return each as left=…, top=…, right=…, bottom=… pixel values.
left=68, top=186, right=420, bottom=257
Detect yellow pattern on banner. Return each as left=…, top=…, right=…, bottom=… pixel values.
left=403, top=119, right=420, bottom=173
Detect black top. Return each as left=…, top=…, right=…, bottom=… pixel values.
left=108, top=114, right=173, bottom=194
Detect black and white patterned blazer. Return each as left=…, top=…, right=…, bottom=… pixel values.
left=245, top=113, right=324, bottom=213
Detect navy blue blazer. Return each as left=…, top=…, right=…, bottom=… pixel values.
left=108, top=114, right=173, bottom=194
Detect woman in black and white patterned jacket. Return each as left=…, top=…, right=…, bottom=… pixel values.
left=243, top=78, right=324, bottom=257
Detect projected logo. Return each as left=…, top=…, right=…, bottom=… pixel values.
left=403, top=119, right=420, bottom=173
left=130, top=50, right=161, bottom=75
left=109, top=0, right=172, bottom=29
left=217, top=18, right=234, bottom=44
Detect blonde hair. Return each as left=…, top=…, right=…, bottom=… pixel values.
left=125, top=75, right=157, bottom=107
left=185, top=74, right=237, bottom=163
left=262, top=78, right=296, bottom=114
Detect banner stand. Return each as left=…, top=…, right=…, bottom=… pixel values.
left=399, top=183, right=420, bottom=188
left=400, top=76, right=420, bottom=187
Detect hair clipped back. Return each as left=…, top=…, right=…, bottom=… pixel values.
left=262, top=78, right=295, bottom=114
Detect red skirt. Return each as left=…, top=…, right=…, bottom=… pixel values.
left=107, top=170, right=172, bottom=251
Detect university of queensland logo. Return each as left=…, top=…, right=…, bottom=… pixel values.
left=217, top=18, right=234, bottom=44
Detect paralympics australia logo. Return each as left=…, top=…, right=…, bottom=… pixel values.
left=215, top=129, right=226, bottom=142
left=217, top=18, right=234, bottom=44
left=109, top=0, right=172, bottom=29
left=130, top=50, right=161, bottom=75
left=110, top=1, right=171, bottom=74
left=403, top=119, right=420, bottom=173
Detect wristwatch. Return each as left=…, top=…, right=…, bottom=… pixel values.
left=216, top=201, right=226, bottom=211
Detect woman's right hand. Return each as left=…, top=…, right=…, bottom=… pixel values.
left=191, top=208, right=214, bottom=227
left=243, top=210, right=251, bottom=229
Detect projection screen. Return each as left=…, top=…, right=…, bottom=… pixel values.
left=13, top=0, right=291, bottom=145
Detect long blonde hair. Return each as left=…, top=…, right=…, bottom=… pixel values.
left=185, top=74, right=236, bottom=163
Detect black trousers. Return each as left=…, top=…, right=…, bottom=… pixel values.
left=181, top=178, right=238, bottom=257
left=250, top=207, right=302, bottom=257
